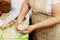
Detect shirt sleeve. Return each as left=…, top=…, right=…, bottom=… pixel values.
left=53, top=0, right=60, bottom=4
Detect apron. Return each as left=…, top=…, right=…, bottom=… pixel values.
left=28, top=0, right=60, bottom=40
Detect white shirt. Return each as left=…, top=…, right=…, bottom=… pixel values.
left=46, top=0, right=60, bottom=15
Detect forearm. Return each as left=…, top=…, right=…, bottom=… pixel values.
left=34, top=16, right=60, bottom=29
left=18, top=1, right=30, bottom=21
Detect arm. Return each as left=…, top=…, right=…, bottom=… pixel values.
left=21, top=3, right=60, bottom=34
left=34, top=4, right=60, bottom=28
left=15, top=0, right=30, bottom=27
left=18, top=0, right=30, bottom=21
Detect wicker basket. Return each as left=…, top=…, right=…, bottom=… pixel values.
left=0, top=0, right=11, bottom=13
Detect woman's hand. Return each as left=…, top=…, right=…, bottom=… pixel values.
left=19, top=25, right=37, bottom=34
left=15, top=17, right=23, bottom=29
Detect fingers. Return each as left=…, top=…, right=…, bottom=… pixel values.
left=15, top=20, right=18, bottom=27
left=22, top=29, right=32, bottom=34
left=19, top=27, right=33, bottom=34
left=15, top=19, right=23, bottom=30
left=20, top=29, right=30, bottom=34
left=21, top=25, right=36, bottom=34
left=15, top=19, right=22, bottom=26
left=15, top=20, right=19, bottom=30
left=22, top=27, right=29, bottom=31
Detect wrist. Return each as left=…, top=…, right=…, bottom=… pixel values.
left=31, top=25, right=37, bottom=29
left=34, top=23, right=42, bottom=29
left=18, top=16, right=26, bottom=21
left=18, top=16, right=23, bottom=21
